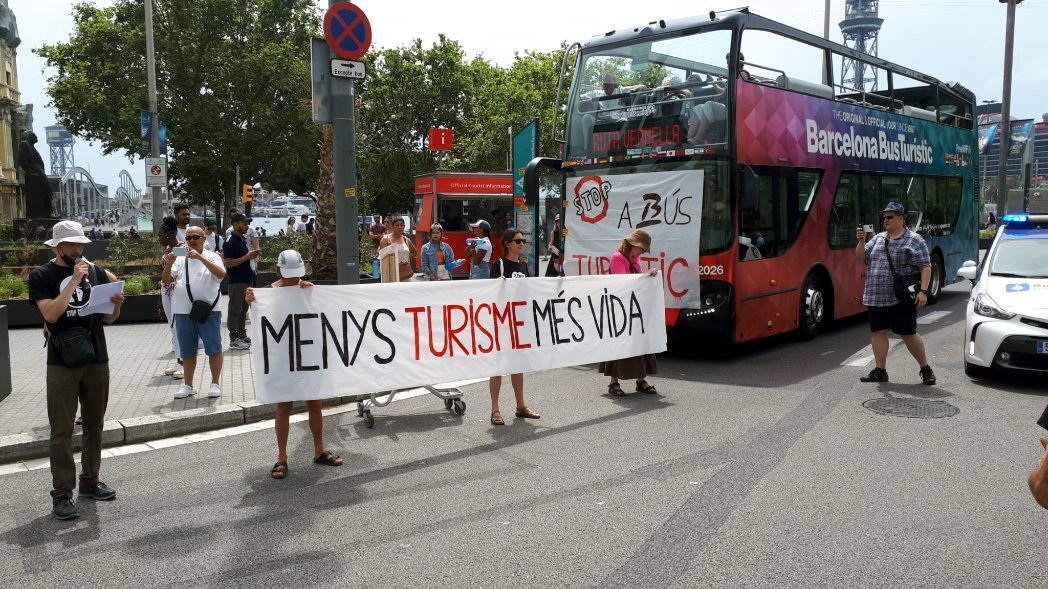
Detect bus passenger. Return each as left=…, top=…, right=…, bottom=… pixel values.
left=599, top=229, right=660, bottom=396
left=686, top=53, right=750, bottom=145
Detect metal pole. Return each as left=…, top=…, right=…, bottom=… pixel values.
left=330, top=0, right=359, bottom=284
left=997, top=0, right=1019, bottom=213
left=822, top=0, right=832, bottom=85
left=145, top=0, right=162, bottom=232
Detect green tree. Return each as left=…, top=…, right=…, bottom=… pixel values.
left=36, top=0, right=323, bottom=208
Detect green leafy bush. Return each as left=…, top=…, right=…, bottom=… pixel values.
left=122, top=276, right=159, bottom=296
left=261, top=233, right=314, bottom=263
left=0, top=275, right=28, bottom=299
left=0, top=224, right=13, bottom=241
left=979, top=229, right=996, bottom=239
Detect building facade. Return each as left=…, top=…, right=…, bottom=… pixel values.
left=0, top=0, right=20, bottom=222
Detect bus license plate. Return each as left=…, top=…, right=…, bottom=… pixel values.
left=1039, top=341, right=1048, bottom=354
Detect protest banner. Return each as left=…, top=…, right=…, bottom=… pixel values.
left=563, top=169, right=703, bottom=309
left=248, top=274, right=666, bottom=403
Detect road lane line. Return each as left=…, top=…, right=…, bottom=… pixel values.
left=841, top=340, right=900, bottom=367
left=918, top=310, right=952, bottom=324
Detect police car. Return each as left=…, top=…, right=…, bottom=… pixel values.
left=957, top=211, right=1048, bottom=376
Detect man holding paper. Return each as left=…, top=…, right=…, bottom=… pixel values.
left=28, top=220, right=125, bottom=521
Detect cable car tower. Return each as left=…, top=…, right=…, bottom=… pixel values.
left=839, top=0, right=884, bottom=92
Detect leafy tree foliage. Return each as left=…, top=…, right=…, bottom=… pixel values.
left=37, top=0, right=322, bottom=207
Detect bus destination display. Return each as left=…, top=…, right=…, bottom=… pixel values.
left=591, top=118, right=683, bottom=155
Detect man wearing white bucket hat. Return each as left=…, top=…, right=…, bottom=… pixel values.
left=28, top=220, right=125, bottom=520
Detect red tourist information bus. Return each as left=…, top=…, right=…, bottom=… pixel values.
left=413, top=172, right=515, bottom=276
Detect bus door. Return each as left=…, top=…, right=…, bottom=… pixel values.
left=732, top=166, right=821, bottom=341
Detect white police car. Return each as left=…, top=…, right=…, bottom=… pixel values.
left=957, top=212, right=1048, bottom=376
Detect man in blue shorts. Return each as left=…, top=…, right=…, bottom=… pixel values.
left=162, top=225, right=227, bottom=398
left=855, top=202, right=936, bottom=385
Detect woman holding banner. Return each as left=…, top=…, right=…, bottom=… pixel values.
left=245, top=250, right=344, bottom=479
left=488, top=228, right=541, bottom=425
left=600, top=229, right=660, bottom=396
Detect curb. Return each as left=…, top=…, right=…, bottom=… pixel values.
left=0, top=395, right=361, bottom=465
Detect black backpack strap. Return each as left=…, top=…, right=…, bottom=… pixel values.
left=881, top=236, right=898, bottom=278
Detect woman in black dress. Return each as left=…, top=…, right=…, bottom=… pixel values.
left=489, top=228, right=541, bottom=425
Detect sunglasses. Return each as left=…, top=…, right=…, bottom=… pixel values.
left=881, top=215, right=897, bottom=221
left=186, top=235, right=204, bottom=241
left=510, top=239, right=527, bottom=245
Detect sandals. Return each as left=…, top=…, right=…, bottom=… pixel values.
left=490, top=412, right=505, bottom=426
left=271, top=461, right=288, bottom=479
left=515, top=407, right=541, bottom=419
left=636, top=380, right=657, bottom=395
left=313, top=451, right=343, bottom=466
left=608, top=382, right=626, bottom=396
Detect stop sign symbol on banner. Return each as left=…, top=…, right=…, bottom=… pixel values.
left=429, top=128, right=454, bottom=151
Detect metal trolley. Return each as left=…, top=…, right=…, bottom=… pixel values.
left=356, top=384, right=466, bottom=428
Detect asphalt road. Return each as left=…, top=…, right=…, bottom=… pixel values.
left=1, top=282, right=1046, bottom=588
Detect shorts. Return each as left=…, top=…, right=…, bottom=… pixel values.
left=174, top=312, right=223, bottom=357
left=868, top=303, right=917, bottom=336
left=470, top=264, right=490, bottom=279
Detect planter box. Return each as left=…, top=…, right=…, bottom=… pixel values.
left=978, top=238, right=993, bottom=250
left=2, top=294, right=165, bottom=328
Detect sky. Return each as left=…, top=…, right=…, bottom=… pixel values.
left=11, top=0, right=1048, bottom=197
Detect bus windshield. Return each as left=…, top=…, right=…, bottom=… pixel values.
left=566, top=28, right=734, bottom=161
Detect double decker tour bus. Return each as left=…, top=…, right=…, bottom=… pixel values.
left=528, top=8, right=978, bottom=344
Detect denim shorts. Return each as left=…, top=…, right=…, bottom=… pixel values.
left=470, top=264, right=490, bottom=279
left=174, top=312, right=223, bottom=357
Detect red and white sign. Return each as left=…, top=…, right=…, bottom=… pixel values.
left=565, top=170, right=704, bottom=309
left=428, top=127, right=454, bottom=151
left=249, top=276, right=666, bottom=403
left=435, top=176, right=512, bottom=195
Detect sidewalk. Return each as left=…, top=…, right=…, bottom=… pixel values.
left=0, top=295, right=361, bottom=463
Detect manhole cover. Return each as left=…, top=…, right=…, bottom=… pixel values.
left=862, top=398, right=960, bottom=419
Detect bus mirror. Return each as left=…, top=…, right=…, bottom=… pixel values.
left=739, top=166, right=759, bottom=211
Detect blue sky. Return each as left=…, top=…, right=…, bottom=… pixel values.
left=11, top=0, right=1048, bottom=195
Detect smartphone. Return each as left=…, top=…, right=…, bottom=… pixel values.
left=1038, top=404, right=1048, bottom=430
left=863, top=224, right=875, bottom=234
left=173, top=246, right=188, bottom=257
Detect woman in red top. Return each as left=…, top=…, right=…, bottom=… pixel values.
left=599, top=229, right=659, bottom=395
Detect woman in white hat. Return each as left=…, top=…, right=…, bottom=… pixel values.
left=245, top=250, right=344, bottom=479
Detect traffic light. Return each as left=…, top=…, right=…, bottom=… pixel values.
left=242, top=184, right=253, bottom=204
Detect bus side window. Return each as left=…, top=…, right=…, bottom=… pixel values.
left=740, top=168, right=820, bottom=261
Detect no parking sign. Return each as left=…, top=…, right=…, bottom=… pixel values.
left=323, top=2, right=371, bottom=60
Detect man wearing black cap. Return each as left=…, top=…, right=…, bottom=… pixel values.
left=224, top=213, right=260, bottom=350
left=855, top=201, right=936, bottom=385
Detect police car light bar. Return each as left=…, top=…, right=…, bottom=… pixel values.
left=1002, top=214, right=1028, bottom=223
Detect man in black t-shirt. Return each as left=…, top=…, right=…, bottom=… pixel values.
left=28, top=221, right=125, bottom=521
left=224, top=213, right=260, bottom=349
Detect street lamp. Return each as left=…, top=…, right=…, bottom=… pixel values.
left=996, top=0, right=1023, bottom=215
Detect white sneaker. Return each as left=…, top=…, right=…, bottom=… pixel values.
left=207, top=383, right=221, bottom=398
left=229, top=339, right=247, bottom=350
left=174, top=384, right=196, bottom=399
left=171, top=370, right=184, bottom=379
left=164, top=366, right=178, bottom=376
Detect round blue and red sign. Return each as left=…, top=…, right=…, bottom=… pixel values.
left=323, top=2, right=372, bottom=61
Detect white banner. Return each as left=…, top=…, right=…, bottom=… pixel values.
left=249, top=275, right=666, bottom=403
left=564, top=169, right=703, bottom=308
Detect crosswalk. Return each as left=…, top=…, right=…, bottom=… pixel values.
left=840, top=310, right=952, bottom=367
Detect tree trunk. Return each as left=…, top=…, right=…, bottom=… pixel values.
left=312, top=128, right=337, bottom=280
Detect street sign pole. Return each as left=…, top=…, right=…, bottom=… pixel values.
left=328, top=0, right=360, bottom=285
left=145, top=0, right=162, bottom=232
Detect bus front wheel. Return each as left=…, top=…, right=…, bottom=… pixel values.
left=797, top=273, right=828, bottom=341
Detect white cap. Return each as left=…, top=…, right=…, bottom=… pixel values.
left=44, top=220, right=91, bottom=247
left=277, top=249, right=306, bottom=278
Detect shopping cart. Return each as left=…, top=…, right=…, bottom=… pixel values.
left=356, top=384, right=466, bottom=428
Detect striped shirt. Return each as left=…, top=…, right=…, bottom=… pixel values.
left=862, top=228, right=930, bottom=307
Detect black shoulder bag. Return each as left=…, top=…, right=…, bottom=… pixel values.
left=185, top=257, right=220, bottom=323
left=50, top=265, right=100, bottom=367
left=882, top=236, right=922, bottom=305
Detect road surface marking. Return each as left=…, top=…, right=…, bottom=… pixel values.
left=842, top=341, right=900, bottom=367
left=918, top=310, right=952, bottom=324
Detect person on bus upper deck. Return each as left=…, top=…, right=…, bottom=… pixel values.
left=686, top=53, right=750, bottom=145
left=855, top=202, right=936, bottom=386
left=581, top=72, right=647, bottom=110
